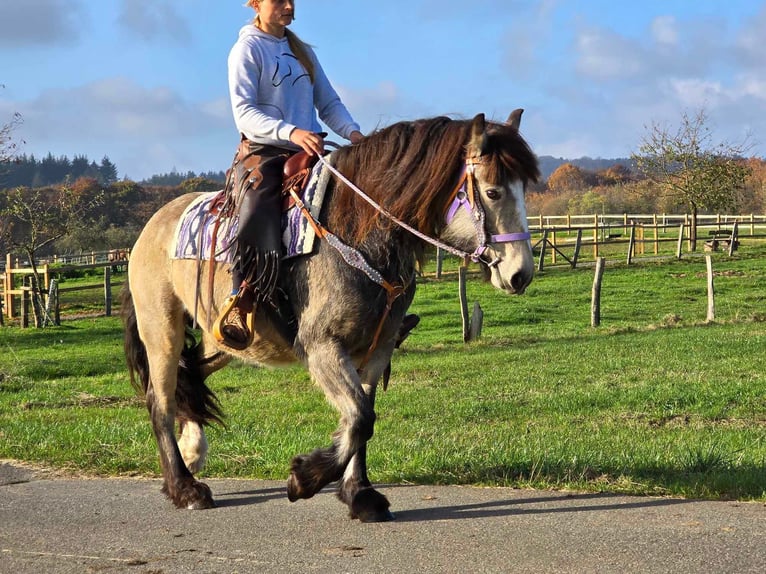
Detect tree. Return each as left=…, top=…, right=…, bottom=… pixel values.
left=632, top=109, right=751, bottom=250
left=1, top=185, right=103, bottom=326
left=180, top=176, right=221, bottom=193
left=99, top=156, right=118, bottom=184
left=1, top=111, right=22, bottom=165
left=547, top=163, right=590, bottom=193
left=1, top=85, right=23, bottom=182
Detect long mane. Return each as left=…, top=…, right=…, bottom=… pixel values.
left=327, top=116, right=539, bottom=245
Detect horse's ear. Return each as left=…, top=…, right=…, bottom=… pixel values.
left=469, top=113, right=489, bottom=156
left=506, top=108, right=524, bottom=130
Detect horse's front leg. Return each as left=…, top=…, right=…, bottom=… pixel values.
left=336, top=370, right=394, bottom=522
left=287, top=342, right=377, bottom=506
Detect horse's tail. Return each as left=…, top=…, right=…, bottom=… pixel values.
left=121, top=279, right=150, bottom=396
left=120, top=278, right=224, bottom=426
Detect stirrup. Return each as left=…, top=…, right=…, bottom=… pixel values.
left=212, top=294, right=255, bottom=350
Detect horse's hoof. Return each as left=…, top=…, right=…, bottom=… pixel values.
left=287, top=455, right=313, bottom=501
left=169, top=479, right=215, bottom=509
left=349, top=487, right=394, bottom=522
left=286, top=472, right=302, bottom=502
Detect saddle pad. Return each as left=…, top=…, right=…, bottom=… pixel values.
left=172, top=192, right=237, bottom=262
left=171, top=156, right=333, bottom=262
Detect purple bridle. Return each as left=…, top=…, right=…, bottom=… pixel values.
left=444, top=158, right=532, bottom=266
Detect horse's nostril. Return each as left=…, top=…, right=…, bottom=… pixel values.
left=510, top=270, right=530, bottom=293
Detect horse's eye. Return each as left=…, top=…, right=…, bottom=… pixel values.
left=485, top=188, right=502, bottom=200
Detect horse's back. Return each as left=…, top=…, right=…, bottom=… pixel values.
left=128, top=193, right=204, bottom=338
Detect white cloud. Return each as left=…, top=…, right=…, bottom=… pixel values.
left=651, top=15, right=679, bottom=46
left=575, top=28, right=647, bottom=80
left=736, top=3, right=766, bottom=67
left=8, top=78, right=232, bottom=178
left=668, top=78, right=725, bottom=109
left=117, top=0, right=192, bottom=43
left=0, top=0, right=85, bottom=47
left=334, top=82, right=432, bottom=133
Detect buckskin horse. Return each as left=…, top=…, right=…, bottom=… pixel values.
left=121, top=110, right=540, bottom=522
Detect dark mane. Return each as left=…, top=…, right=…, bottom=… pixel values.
left=327, top=116, right=539, bottom=245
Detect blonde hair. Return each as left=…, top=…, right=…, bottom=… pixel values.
left=248, top=1, right=315, bottom=83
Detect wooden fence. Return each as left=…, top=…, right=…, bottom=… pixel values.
left=527, top=213, right=766, bottom=269
left=1, top=250, right=129, bottom=327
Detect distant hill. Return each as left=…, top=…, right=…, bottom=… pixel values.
left=537, top=156, right=635, bottom=181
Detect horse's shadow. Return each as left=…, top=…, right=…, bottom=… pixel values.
left=388, top=490, right=693, bottom=522
left=212, top=485, right=287, bottom=508
left=210, top=483, right=693, bottom=520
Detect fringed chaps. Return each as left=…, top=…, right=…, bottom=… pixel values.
left=222, top=139, right=292, bottom=306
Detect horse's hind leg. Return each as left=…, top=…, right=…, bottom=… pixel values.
left=177, top=337, right=230, bottom=475
left=139, top=306, right=214, bottom=509
left=178, top=420, right=208, bottom=474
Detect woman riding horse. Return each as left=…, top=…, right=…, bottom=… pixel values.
left=123, top=110, right=539, bottom=522
left=215, top=0, right=364, bottom=350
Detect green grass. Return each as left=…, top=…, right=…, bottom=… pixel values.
left=1, top=247, right=765, bottom=500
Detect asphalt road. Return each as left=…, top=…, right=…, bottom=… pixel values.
left=1, top=461, right=764, bottom=574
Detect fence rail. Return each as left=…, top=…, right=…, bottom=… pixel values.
left=526, top=214, right=766, bottom=269
left=1, top=250, right=129, bottom=326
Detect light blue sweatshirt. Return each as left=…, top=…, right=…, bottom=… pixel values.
left=228, top=25, right=361, bottom=149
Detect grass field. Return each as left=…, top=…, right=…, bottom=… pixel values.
left=1, top=247, right=765, bottom=500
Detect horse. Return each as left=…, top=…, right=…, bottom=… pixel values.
left=121, top=110, right=540, bottom=522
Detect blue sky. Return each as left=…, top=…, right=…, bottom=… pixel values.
left=1, top=0, right=764, bottom=181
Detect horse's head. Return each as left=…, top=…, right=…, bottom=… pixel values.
left=441, top=110, right=539, bottom=294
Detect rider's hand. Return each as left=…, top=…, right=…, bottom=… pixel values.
left=290, top=128, right=325, bottom=156
left=349, top=130, right=364, bottom=144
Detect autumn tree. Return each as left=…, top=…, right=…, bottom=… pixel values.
left=1, top=185, right=103, bottom=326
left=739, top=158, right=766, bottom=213
left=547, top=163, right=590, bottom=193
left=632, top=109, right=751, bottom=250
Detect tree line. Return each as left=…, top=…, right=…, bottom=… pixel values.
left=1, top=152, right=226, bottom=189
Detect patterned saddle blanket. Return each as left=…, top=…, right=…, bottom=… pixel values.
left=171, top=156, right=333, bottom=262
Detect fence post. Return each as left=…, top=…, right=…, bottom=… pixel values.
left=538, top=229, right=549, bottom=272
left=4, top=253, right=13, bottom=319
left=706, top=255, right=715, bottom=322
left=104, top=266, right=112, bottom=317
left=685, top=214, right=692, bottom=251
left=593, top=214, right=599, bottom=259
left=51, top=279, right=60, bottom=325
left=20, top=286, right=30, bottom=328
left=676, top=223, right=685, bottom=259
left=457, top=265, right=473, bottom=343
left=627, top=224, right=636, bottom=265
left=591, top=257, right=605, bottom=327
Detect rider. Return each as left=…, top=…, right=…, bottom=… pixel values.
left=214, top=0, right=364, bottom=349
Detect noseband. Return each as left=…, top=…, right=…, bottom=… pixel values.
left=444, top=156, right=531, bottom=267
